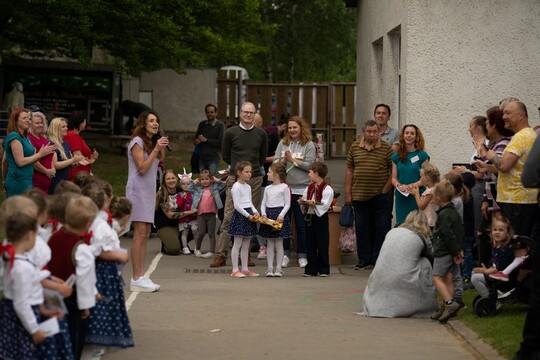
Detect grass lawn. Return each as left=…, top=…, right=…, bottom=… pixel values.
left=460, top=288, right=527, bottom=358
left=91, top=147, right=194, bottom=196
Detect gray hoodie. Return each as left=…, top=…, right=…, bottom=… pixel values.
left=274, top=140, right=316, bottom=194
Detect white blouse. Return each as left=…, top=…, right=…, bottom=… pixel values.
left=89, top=214, right=120, bottom=253
left=231, top=182, right=257, bottom=217
left=261, top=183, right=291, bottom=218
left=3, top=255, right=41, bottom=335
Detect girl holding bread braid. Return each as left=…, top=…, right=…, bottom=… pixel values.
left=259, top=163, right=291, bottom=277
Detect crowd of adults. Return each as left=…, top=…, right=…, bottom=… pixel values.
left=346, top=99, right=539, bottom=360
left=3, top=96, right=538, bottom=359
left=2, top=108, right=96, bottom=197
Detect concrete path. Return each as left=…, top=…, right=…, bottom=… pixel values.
left=87, top=238, right=500, bottom=360
left=84, top=159, right=503, bottom=360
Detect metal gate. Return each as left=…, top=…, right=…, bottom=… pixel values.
left=216, top=70, right=356, bottom=158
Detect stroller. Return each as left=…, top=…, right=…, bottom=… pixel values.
left=473, top=235, right=535, bottom=317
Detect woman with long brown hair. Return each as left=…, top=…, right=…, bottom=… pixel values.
left=273, top=116, right=316, bottom=268
left=391, top=124, right=430, bottom=224
left=126, top=110, right=169, bottom=292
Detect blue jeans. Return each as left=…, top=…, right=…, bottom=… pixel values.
left=353, top=193, right=391, bottom=265
left=283, top=194, right=307, bottom=258
left=461, top=234, right=475, bottom=280
left=199, top=159, right=219, bottom=176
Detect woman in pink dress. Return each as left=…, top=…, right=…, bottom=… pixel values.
left=126, top=110, right=169, bottom=293
left=28, top=111, right=56, bottom=193
left=64, top=110, right=98, bottom=179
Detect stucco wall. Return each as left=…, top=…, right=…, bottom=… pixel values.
left=356, top=0, right=540, bottom=170
left=123, top=68, right=216, bottom=133
left=356, top=0, right=406, bottom=126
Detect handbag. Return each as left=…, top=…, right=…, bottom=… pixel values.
left=338, top=226, right=357, bottom=253
left=339, top=204, right=354, bottom=227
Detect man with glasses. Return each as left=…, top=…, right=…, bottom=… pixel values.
left=211, top=102, right=268, bottom=267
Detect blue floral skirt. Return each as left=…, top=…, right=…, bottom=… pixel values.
left=86, top=260, right=134, bottom=348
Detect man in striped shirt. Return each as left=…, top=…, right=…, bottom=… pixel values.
left=345, top=120, right=393, bottom=270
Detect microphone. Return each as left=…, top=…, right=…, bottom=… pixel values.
left=160, top=129, right=172, bottom=152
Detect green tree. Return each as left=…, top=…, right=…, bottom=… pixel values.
left=239, top=0, right=357, bottom=82
left=0, top=0, right=266, bottom=76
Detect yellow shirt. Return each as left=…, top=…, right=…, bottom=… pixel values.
left=497, top=127, right=538, bottom=204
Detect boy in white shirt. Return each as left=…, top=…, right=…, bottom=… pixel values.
left=299, top=162, right=334, bottom=277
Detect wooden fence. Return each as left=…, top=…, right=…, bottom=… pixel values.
left=216, top=70, right=356, bottom=158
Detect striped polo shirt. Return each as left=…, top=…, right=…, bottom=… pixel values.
left=346, top=138, right=393, bottom=201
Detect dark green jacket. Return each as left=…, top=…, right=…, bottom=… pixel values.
left=432, top=202, right=464, bottom=258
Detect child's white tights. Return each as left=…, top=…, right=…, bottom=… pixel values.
left=180, top=222, right=198, bottom=249
left=266, top=238, right=284, bottom=271
left=502, top=256, right=528, bottom=275
left=231, top=236, right=250, bottom=272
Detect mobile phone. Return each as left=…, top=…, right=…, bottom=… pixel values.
left=452, top=163, right=477, bottom=171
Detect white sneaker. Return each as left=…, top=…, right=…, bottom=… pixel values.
left=130, top=277, right=160, bottom=292
left=298, top=258, right=308, bottom=268
left=182, top=247, right=192, bottom=255
left=194, top=249, right=203, bottom=257
left=282, top=255, right=290, bottom=268
left=201, top=252, right=214, bottom=259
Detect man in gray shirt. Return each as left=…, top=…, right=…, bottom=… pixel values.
left=374, top=104, right=399, bottom=151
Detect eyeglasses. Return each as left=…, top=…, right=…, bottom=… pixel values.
left=241, top=110, right=255, bottom=116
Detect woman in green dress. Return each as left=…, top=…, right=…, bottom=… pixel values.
left=391, top=124, right=430, bottom=225
left=2, top=108, right=56, bottom=197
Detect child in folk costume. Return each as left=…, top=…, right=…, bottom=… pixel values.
left=48, top=196, right=100, bottom=360
left=229, top=161, right=260, bottom=278
left=259, top=163, right=291, bottom=277
left=0, top=196, right=66, bottom=359
left=177, top=170, right=199, bottom=254
left=299, top=162, right=334, bottom=277
left=24, top=190, right=74, bottom=359
left=81, top=181, right=134, bottom=352
left=109, top=196, right=133, bottom=237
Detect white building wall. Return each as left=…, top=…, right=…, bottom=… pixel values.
left=355, top=0, right=540, bottom=170
left=122, top=68, right=217, bottom=133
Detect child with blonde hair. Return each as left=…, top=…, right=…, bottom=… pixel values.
left=81, top=181, right=133, bottom=353
left=411, top=164, right=440, bottom=229
left=471, top=216, right=514, bottom=298
left=47, top=196, right=100, bottom=359
left=430, top=181, right=464, bottom=323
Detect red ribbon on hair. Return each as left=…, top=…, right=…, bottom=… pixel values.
left=0, top=242, right=16, bottom=272
left=46, top=218, right=59, bottom=232
left=80, top=231, right=94, bottom=244
left=105, top=210, right=113, bottom=226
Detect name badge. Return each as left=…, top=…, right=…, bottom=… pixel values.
left=410, top=155, right=420, bottom=163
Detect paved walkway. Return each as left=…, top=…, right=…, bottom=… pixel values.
left=85, top=240, right=501, bottom=360
left=84, top=159, right=504, bottom=360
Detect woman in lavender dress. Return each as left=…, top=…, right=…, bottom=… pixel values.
left=126, top=110, right=169, bottom=292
